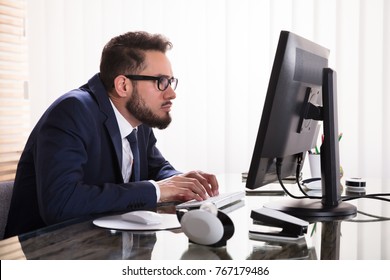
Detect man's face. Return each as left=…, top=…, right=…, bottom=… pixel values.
left=126, top=51, right=176, bottom=129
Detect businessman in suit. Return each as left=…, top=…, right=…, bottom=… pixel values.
left=5, top=31, right=219, bottom=238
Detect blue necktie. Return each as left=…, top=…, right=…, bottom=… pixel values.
left=126, top=129, right=140, bottom=182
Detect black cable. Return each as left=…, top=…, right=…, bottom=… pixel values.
left=342, top=194, right=390, bottom=203
left=356, top=210, right=390, bottom=220
left=345, top=210, right=390, bottom=223
left=276, top=155, right=390, bottom=221
left=276, top=158, right=320, bottom=200
left=293, top=154, right=390, bottom=204
left=295, top=153, right=311, bottom=197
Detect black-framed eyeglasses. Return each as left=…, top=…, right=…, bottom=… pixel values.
left=125, top=75, right=178, bottom=91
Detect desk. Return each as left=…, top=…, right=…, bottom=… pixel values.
left=1, top=175, right=389, bottom=260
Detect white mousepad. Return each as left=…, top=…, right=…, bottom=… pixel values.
left=93, top=213, right=181, bottom=231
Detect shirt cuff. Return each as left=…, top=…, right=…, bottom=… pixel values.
left=148, top=180, right=160, bottom=202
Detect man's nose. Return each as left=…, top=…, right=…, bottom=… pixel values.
left=163, top=86, right=176, bottom=99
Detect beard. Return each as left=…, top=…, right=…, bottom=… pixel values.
left=126, top=88, right=172, bottom=129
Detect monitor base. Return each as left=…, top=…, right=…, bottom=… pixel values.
left=264, top=198, right=357, bottom=222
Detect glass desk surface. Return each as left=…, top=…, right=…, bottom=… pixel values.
left=1, top=174, right=389, bottom=260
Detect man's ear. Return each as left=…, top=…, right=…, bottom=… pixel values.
left=113, top=75, right=132, bottom=97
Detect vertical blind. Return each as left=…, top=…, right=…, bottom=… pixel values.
left=0, top=0, right=28, bottom=182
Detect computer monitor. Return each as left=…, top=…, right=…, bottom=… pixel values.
left=246, top=31, right=356, bottom=221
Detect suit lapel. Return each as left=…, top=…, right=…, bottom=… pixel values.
left=87, top=74, right=123, bottom=179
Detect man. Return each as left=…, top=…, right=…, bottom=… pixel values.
left=5, top=31, right=219, bottom=238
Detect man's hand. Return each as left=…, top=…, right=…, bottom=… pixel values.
left=157, top=171, right=219, bottom=203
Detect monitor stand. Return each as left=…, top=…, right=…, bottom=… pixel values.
left=265, top=68, right=357, bottom=222
left=265, top=198, right=356, bottom=222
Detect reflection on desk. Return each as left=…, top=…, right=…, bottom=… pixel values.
left=1, top=176, right=389, bottom=260
left=247, top=238, right=316, bottom=260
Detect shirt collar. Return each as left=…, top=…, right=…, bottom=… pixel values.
left=109, top=99, right=135, bottom=139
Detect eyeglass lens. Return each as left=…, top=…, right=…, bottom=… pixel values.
left=159, top=77, right=178, bottom=91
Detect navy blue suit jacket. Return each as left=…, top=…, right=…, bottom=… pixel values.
left=5, top=74, right=180, bottom=238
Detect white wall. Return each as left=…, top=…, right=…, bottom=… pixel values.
left=26, top=0, right=390, bottom=189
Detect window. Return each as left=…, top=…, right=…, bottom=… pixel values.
left=0, top=0, right=28, bottom=182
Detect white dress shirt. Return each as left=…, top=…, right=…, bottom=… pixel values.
left=109, top=100, right=160, bottom=201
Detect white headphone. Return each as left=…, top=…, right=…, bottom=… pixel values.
left=177, top=202, right=235, bottom=247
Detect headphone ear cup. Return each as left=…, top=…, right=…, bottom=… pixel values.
left=180, top=208, right=224, bottom=246
left=199, top=202, right=218, bottom=216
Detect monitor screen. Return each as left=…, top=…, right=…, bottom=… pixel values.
left=246, top=31, right=356, bottom=221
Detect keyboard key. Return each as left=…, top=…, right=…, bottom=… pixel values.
left=175, top=191, right=245, bottom=209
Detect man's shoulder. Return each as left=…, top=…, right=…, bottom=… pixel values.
left=52, top=74, right=105, bottom=109
left=50, top=88, right=96, bottom=110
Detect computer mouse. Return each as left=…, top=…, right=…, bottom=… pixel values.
left=121, top=210, right=162, bottom=225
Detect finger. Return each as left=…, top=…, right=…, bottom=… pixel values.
left=182, top=171, right=219, bottom=197
left=177, top=177, right=208, bottom=199
left=193, top=173, right=215, bottom=197
left=159, top=184, right=204, bottom=202
left=203, top=173, right=219, bottom=196
left=161, top=176, right=208, bottom=200
left=177, top=188, right=204, bottom=201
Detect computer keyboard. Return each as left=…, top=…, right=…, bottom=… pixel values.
left=175, top=191, right=245, bottom=210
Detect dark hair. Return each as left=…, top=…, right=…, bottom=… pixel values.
left=99, top=31, right=173, bottom=89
